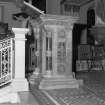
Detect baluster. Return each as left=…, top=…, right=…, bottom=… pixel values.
left=49, top=37, right=52, bottom=51
left=46, top=56, right=48, bottom=70
left=46, top=37, right=48, bottom=51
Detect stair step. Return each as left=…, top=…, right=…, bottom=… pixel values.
left=43, top=76, right=74, bottom=81
left=40, top=82, right=79, bottom=90
left=39, top=77, right=79, bottom=90
left=41, top=79, right=77, bottom=85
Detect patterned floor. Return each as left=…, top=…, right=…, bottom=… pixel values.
left=30, top=85, right=55, bottom=105
left=3, top=71, right=105, bottom=105
left=41, top=71, right=105, bottom=105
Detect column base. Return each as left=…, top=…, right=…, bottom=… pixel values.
left=0, top=85, right=20, bottom=103
left=29, top=72, right=42, bottom=86
left=39, top=75, right=79, bottom=90
left=11, top=78, right=29, bottom=92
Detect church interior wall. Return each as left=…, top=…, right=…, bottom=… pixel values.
left=79, top=1, right=94, bottom=24
left=0, top=2, right=21, bottom=28
left=46, top=0, right=61, bottom=15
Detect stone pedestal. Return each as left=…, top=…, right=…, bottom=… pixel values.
left=30, top=15, right=80, bottom=90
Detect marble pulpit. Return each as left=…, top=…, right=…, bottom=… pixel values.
left=30, top=14, right=80, bottom=90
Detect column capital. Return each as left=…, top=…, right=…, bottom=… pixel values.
left=12, top=28, right=29, bottom=39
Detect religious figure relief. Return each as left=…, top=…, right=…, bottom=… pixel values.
left=57, top=29, right=66, bottom=74
left=96, top=0, right=105, bottom=24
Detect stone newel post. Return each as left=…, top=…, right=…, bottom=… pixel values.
left=11, top=28, right=29, bottom=91
left=0, top=28, right=29, bottom=103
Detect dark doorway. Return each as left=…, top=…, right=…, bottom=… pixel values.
left=72, top=23, right=87, bottom=73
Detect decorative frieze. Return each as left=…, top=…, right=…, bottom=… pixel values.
left=40, top=14, right=80, bottom=27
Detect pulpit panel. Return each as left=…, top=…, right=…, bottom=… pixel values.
left=41, top=25, right=72, bottom=76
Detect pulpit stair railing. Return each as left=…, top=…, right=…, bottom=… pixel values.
left=0, top=36, right=14, bottom=87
